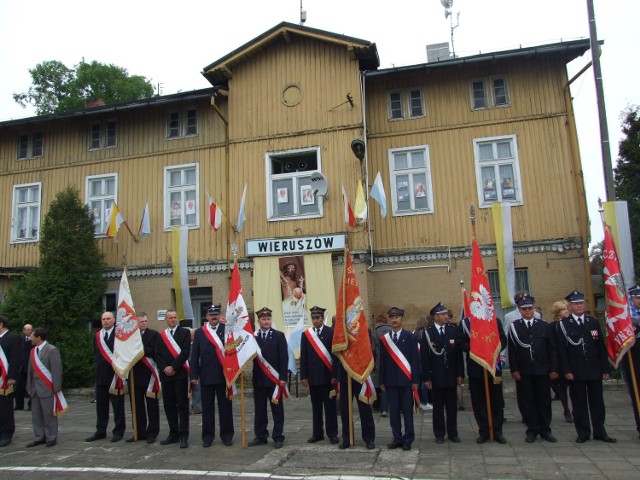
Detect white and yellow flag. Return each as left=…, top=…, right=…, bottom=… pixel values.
left=113, top=269, right=144, bottom=377
left=491, top=202, right=516, bottom=308
left=602, top=201, right=636, bottom=289
left=172, top=226, right=194, bottom=321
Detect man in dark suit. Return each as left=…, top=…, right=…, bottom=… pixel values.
left=421, top=303, right=464, bottom=444
left=156, top=309, right=191, bottom=448
left=379, top=307, right=421, bottom=451
left=557, top=290, right=616, bottom=443
left=189, top=304, right=234, bottom=448
left=86, top=311, right=126, bottom=443
left=508, top=295, right=558, bottom=443
left=14, top=323, right=34, bottom=411
left=300, top=306, right=338, bottom=444
left=621, top=286, right=640, bottom=439
left=26, top=327, right=63, bottom=447
left=458, top=315, right=508, bottom=444
left=126, top=312, right=161, bottom=444
left=249, top=307, right=288, bottom=449
left=0, top=315, right=22, bottom=447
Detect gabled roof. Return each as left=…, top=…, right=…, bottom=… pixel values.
left=202, top=21, right=379, bottom=87
left=365, top=38, right=593, bottom=78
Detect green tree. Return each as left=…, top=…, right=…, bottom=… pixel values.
left=614, top=105, right=640, bottom=281
left=13, top=59, right=154, bottom=115
left=0, top=187, right=107, bottom=387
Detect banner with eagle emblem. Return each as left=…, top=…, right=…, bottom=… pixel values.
left=112, top=269, right=144, bottom=377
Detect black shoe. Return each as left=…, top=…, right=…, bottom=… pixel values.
left=202, top=441, right=212, bottom=448
left=125, top=437, right=136, bottom=443
left=274, top=440, right=283, bottom=449
left=248, top=438, right=267, bottom=446
left=307, top=435, right=324, bottom=443
left=223, top=440, right=233, bottom=446
left=146, top=437, right=156, bottom=444
left=338, top=442, right=350, bottom=449
left=541, top=433, right=557, bottom=443
left=46, top=440, right=57, bottom=447
left=495, top=435, right=507, bottom=444
left=449, top=436, right=461, bottom=443
left=387, top=441, right=402, bottom=449
left=435, top=438, right=445, bottom=444
left=594, top=435, right=616, bottom=443
left=565, top=414, right=574, bottom=423
left=525, top=433, right=536, bottom=443
left=329, top=436, right=339, bottom=444
left=180, top=438, right=189, bottom=449
left=0, top=439, right=10, bottom=448
left=402, top=443, right=412, bottom=450
left=160, top=437, right=179, bottom=445
left=476, top=436, right=488, bottom=444
left=26, top=440, right=46, bottom=448
left=110, top=435, right=123, bottom=443
left=366, top=442, right=375, bottom=449
left=458, top=405, right=465, bottom=411
left=575, top=436, right=588, bottom=443
left=85, top=433, right=106, bottom=442
left=14, top=406, right=23, bottom=411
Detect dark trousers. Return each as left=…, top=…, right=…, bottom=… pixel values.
left=95, top=384, right=125, bottom=437
left=254, top=385, right=284, bottom=442
left=622, top=366, right=640, bottom=434
left=309, top=384, right=338, bottom=438
left=387, top=386, right=415, bottom=444
left=0, top=394, right=15, bottom=440
left=130, top=386, right=160, bottom=441
left=339, top=379, right=375, bottom=445
left=431, top=386, right=458, bottom=439
left=14, top=371, right=30, bottom=410
left=201, top=383, right=234, bottom=444
left=569, top=379, right=607, bottom=439
left=161, top=378, right=190, bottom=440
left=469, top=376, right=504, bottom=438
left=517, top=374, right=552, bottom=436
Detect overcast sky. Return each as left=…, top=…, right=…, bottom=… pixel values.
left=1, top=0, right=637, bottom=246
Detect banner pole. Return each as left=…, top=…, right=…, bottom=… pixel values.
left=130, top=369, right=138, bottom=441
left=348, top=376, right=354, bottom=447
left=627, top=354, right=640, bottom=427
left=241, top=372, right=246, bottom=448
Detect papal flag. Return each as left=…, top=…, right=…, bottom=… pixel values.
left=171, top=226, right=194, bottom=321
left=237, top=184, right=247, bottom=233
left=602, top=201, right=636, bottom=290
left=491, top=202, right=516, bottom=308
left=469, top=239, right=501, bottom=377
left=112, top=269, right=144, bottom=377
left=106, top=202, right=125, bottom=238
left=602, top=225, right=636, bottom=367
left=354, top=180, right=367, bottom=222
left=222, top=262, right=258, bottom=386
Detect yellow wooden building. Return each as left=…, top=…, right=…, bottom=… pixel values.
left=0, top=22, right=592, bottom=330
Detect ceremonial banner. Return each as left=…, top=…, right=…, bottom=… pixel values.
left=491, top=203, right=516, bottom=308
left=106, top=202, right=125, bottom=238
left=279, top=256, right=307, bottom=327
left=603, top=201, right=636, bottom=289
left=171, top=226, right=194, bottom=321
left=342, top=185, right=355, bottom=228
left=332, top=248, right=374, bottom=383
left=286, top=317, right=305, bottom=374
left=469, top=240, right=501, bottom=376
left=369, top=172, right=387, bottom=218
left=113, top=270, right=144, bottom=377
left=603, top=225, right=636, bottom=367
left=354, top=180, right=367, bottom=222
left=222, top=262, right=258, bottom=386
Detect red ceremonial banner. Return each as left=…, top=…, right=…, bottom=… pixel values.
left=603, top=225, right=636, bottom=367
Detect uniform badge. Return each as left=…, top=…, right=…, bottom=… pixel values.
left=591, top=330, right=599, bottom=338
left=449, top=339, right=455, bottom=345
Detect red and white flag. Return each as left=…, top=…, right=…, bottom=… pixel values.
left=342, top=185, right=355, bottom=228
left=222, top=262, right=258, bottom=386
left=468, top=240, right=501, bottom=377
left=208, top=194, right=222, bottom=232
left=113, top=270, right=144, bottom=378
left=603, top=225, right=636, bottom=367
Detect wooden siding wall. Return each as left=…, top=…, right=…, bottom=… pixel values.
left=365, top=56, right=583, bottom=251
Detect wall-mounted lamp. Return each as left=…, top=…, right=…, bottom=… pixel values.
left=351, top=139, right=366, bottom=161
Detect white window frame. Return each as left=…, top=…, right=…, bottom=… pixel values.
left=86, top=173, right=118, bottom=237
left=164, top=163, right=200, bottom=230
left=266, top=146, right=323, bottom=221
left=387, top=88, right=425, bottom=120
left=88, top=119, right=118, bottom=150
left=11, top=182, right=42, bottom=244
left=16, top=131, right=43, bottom=160
left=388, top=145, right=434, bottom=217
left=469, top=75, right=510, bottom=110
left=473, top=134, right=523, bottom=208
left=166, top=108, right=198, bottom=139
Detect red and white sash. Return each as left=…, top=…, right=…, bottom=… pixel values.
left=254, top=331, right=289, bottom=404
left=140, top=356, right=161, bottom=398
left=96, top=331, right=126, bottom=395
left=303, top=328, right=333, bottom=371
left=160, top=328, right=191, bottom=395
left=381, top=332, right=420, bottom=408
left=30, top=348, right=68, bottom=416
left=201, top=325, right=236, bottom=398
left=0, top=344, right=13, bottom=396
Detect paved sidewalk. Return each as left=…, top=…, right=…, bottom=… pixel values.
left=1, top=377, right=639, bottom=479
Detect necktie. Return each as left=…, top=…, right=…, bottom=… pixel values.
left=527, top=321, right=532, bottom=333
left=392, top=332, right=398, bottom=344
left=439, top=326, right=445, bottom=339
left=36, top=347, right=40, bottom=356
left=170, top=329, right=175, bottom=337
left=262, top=331, right=267, bottom=341
left=104, top=331, right=108, bottom=342
left=315, top=327, right=321, bottom=336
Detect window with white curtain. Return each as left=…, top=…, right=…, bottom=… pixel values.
left=164, top=163, right=199, bottom=229
left=86, top=174, right=118, bottom=236
left=474, top=135, right=523, bottom=207
left=11, top=182, right=42, bottom=243
left=388, top=145, right=434, bottom=216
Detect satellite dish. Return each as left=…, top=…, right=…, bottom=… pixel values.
left=440, top=0, right=453, bottom=8
left=309, top=171, right=329, bottom=199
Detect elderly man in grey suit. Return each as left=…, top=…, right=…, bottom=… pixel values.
left=26, top=327, right=64, bottom=447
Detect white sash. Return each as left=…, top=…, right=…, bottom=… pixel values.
left=304, top=328, right=333, bottom=371
left=31, top=348, right=68, bottom=415
left=0, top=344, right=11, bottom=394
left=381, top=332, right=412, bottom=381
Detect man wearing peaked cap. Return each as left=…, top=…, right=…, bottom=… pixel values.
left=421, top=303, right=464, bottom=444
left=256, top=307, right=273, bottom=318
left=621, top=286, right=640, bottom=439
left=508, top=295, right=558, bottom=443
left=300, top=306, right=338, bottom=445
left=556, top=291, right=616, bottom=443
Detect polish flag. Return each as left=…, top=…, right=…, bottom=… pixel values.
left=342, top=184, right=355, bottom=228
left=208, top=194, right=222, bottom=232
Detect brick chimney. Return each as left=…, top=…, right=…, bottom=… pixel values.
left=84, top=98, right=106, bottom=108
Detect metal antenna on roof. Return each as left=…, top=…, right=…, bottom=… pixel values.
left=300, top=0, right=307, bottom=25
left=440, top=0, right=460, bottom=58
